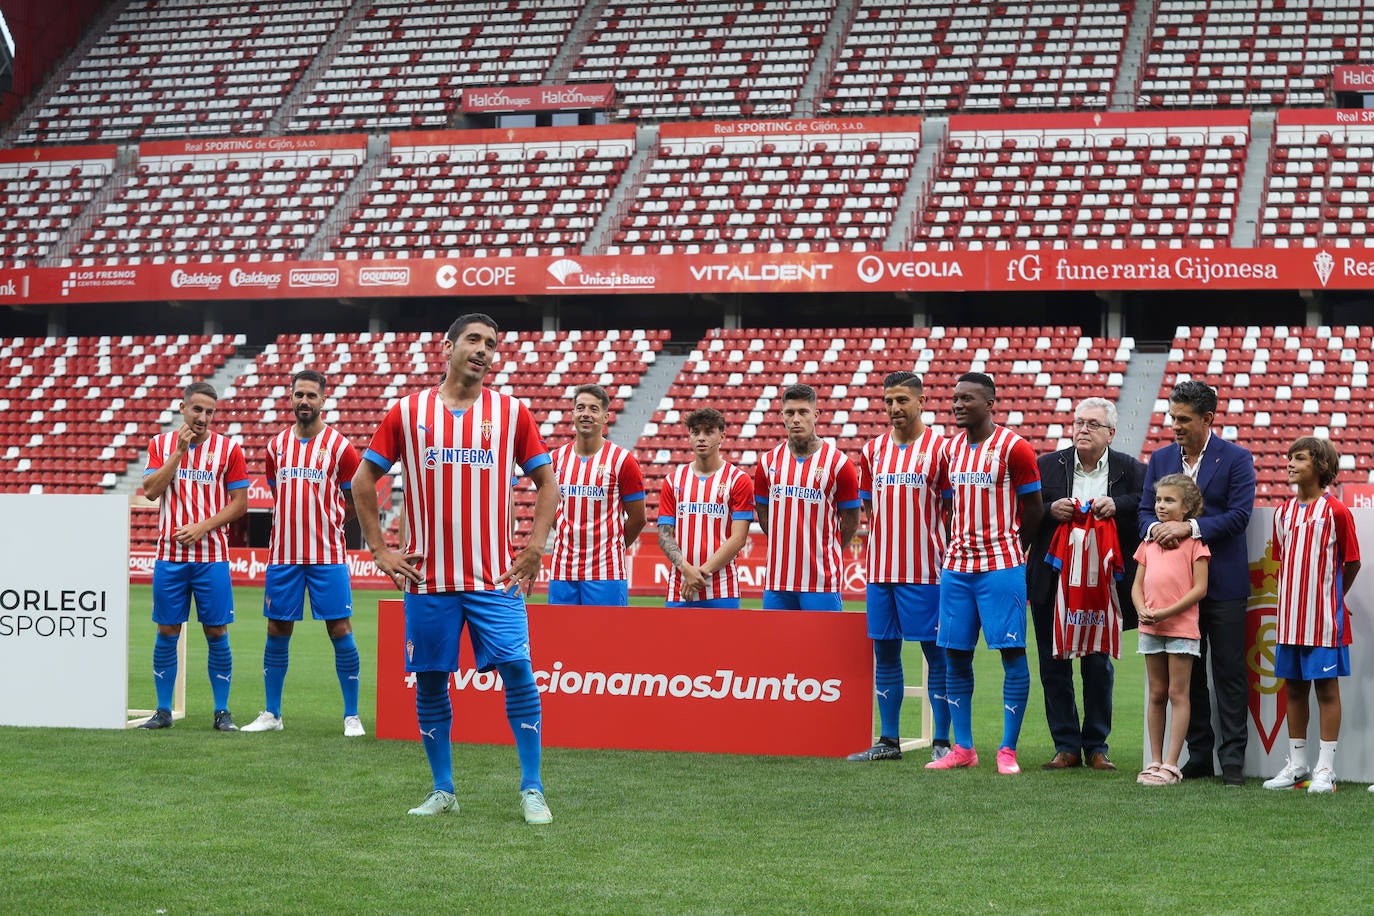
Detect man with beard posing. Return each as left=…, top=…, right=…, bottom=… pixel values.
left=241, top=369, right=365, bottom=737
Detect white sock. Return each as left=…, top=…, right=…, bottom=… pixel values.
left=1289, top=738, right=1307, bottom=769
left=1317, top=740, right=1337, bottom=774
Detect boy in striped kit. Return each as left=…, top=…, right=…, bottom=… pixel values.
left=241, top=369, right=364, bottom=737
left=548, top=384, right=645, bottom=606
left=753, top=384, right=861, bottom=611
left=848, top=372, right=953, bottom=763
left=138, top=381, right=250, bottom=731
left=352, top=314, right=559, bottom=825
left=928, top=372, right=1043, bottom=775
left=657, top=407, right=755, bottom=608
left=1263, top=437, right=1361, bottom=794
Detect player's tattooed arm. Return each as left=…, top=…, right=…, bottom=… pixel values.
left=658, top=524, right=687, bottom=570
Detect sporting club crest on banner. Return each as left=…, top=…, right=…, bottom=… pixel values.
left=1245, top=541, right=1284, bottom=754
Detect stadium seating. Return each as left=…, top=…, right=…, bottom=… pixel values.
left=1138, top=0, right=1362, bottom=108
left=0, top=151, right=115, bottom=267
left=329, top=128, right=633, bottom=260
left=288, top=0, right=582, bottom=133
left=566, top=0, right=833, bottom=120
left=70, top=144, right=365, bottom=266
left=608, top=124, right=919, bottom=254
left=914, top=113, right=1247, bottom=250
left=823, top=0, right=1131, bottom=116
left=1145, top=325, right=1372, bottom=503
left=634, top=326, right=1129, bottom=519
left=0, top=334, right=239, bottom=499
left=216, top=329, right=666, bottom=530
left=1260, top=114, right=1374, bottom=249
left=15, top=0, right=351, bottom=145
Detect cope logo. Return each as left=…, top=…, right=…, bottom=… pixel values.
left=436, top=264, right=516, bottom=289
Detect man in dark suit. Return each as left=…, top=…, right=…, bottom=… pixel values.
left=1027, top=397, right=1146, bottom=772
left=1138, top=379, right=1256, bottom=786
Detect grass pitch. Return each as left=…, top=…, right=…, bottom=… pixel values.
left=1, top=587, right=1370, bottom=913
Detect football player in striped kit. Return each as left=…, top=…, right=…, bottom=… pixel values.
left=241, top=369, right=364, bottom=737
left=138, top=381, right=250, bottom=731
left=753, top=384, right=861, bottom=611
left=353, top=314, right=558, bottom=825
left=547, top=384, right=645, bottom=606
left=847, top=372, right=953, bottom=763
left=657, top=407, right=755, bottom=608
left=1264, top=437, right=1361, bottom=794
left=928, top=372, right=1043, bottom=775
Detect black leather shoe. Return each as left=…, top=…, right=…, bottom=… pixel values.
left=1222, top=765, right=1244, bottom=787
left=1180, top=758, right=1214, bottom=780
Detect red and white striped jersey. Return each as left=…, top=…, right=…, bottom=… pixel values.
left=1273, top=493, right=1361, bottom=647
left=145, top=431, right=250, bottom=563
left=860, top=427, right=949, bottom=584
left=658, top=461, right=755, bottom=602
left=265, top=425, right=360, bottom=565
left=363, top=386, right=549, bottom=593
left=753, top=441, right=861, bottom=593
left=1046, top=505, right=1124, bottom=659
left=550, top=440, right=645, bottom=581
left=943, top=425, right=1041, bottom=573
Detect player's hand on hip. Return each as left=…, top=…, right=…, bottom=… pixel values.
left=372, top=546, right=422, bottom=589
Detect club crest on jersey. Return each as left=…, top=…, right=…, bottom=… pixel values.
left=406, top=639, right=414, bottom=662
left=481, top=419, right=493, bottom=442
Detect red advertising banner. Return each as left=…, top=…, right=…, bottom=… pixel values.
left=1332, top=66, right=1374, bottom=93
left=391, top=123, right=634, bottom=150
left=659, top=115, right=923, bottom=139
left=373, top=599, right=873, bottom=756
left=11, top=246, right=1368, bottom=306
left=138, top=134, right=368, bottom=158
left=948, top=108, right=1248, bottom=133
left=1341, top=482, right=1374, bottom=509
left=461, top=83, right=616, bottom=114
left=0, top=143, right=117, bottom=163
left=1278, top=107, right=1374, bottom=128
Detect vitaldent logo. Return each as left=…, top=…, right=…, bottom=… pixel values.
left=170, top=269, right=223, bottom=290
left=856, top=254, right=964, bottom=284
left=359, top=267, right=410, bottom=287
left=688, top=263, right=833, bottom=282
left=289, top=268, right=340, bottom=288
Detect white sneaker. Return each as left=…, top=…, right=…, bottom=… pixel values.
left=1262, top=758, right=1310, bottom=790
left=240, top=711, right=283, bottom=732
left=520, top=788, right=553, bottom=825
left=1307, top=767, right=1336, bottom=794
left=343, top=715, right=365, bottom=737
left=408, top=790, right=456, bottom=816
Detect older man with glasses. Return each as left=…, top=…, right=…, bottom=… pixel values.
left=1026, top=397, right=1146, bottom=771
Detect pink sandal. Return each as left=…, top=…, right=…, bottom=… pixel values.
left=1136, top=763, right=1162, bottom=785
left=1141, top=763, right=1182, bottom=786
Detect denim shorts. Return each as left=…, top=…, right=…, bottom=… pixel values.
left=1137, top=632, right=1200, bottom=657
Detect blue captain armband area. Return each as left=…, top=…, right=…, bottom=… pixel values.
left=363, top=449, right=394, bottom=473
left=1016, top=481, right=1042, bottom=495
left=838, top=498, right=861, bottom=510
left=623, top=490, right=645, bottom=502
left=657, top=515, right=675, bottom=526
left=731, top=511, right=754, bottom=520
left=227, top=479, right=250, bottom=490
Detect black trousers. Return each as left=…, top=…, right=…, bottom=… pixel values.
left=1186, top=596, right=1249, bottom=771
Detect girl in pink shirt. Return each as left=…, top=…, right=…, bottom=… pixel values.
left=1131, top=473, right=1210, bottom=786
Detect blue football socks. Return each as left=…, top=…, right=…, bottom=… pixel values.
left=873, top=638, right=905, bottom=740
left=920, top=640, right=952, bottom=744
left=415, top=671, right=454, bottom=794
left=206, top=632, right=233, bottom=712
left=497, top=660, right=544, bottom=792
left=945, top=649, right=976, bottom=749
left=262, top=634, right=289, bottom=717
left=152, top=632, right=179, bottom=710
left=331, top=632, right=361, bottom=718
left=1001, top=652, right=1030, bottom=750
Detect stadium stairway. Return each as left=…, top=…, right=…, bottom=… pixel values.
left=264, top=0, right=373, bottom=136
left=302, top=134, right=392, bottom=261
left=1232, top=111, right=1276, bottom=248
left=1114, top=348, right=1168, bottom=459
left=584, top=124, right=658, bottom=255
left=611, top=347, right=689, bottom=452
left=886, top=116, right=947, bottom=250
left=1112, top=0, right=1157, bottom=110
left=544, top=0, right=610, bottom=85
left=791, top=0, right=858, bottom=118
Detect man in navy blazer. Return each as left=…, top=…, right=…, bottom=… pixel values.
left=1027, top=397, right=1146, bottom=772
left=1138, top=379, right=1256, bottom=786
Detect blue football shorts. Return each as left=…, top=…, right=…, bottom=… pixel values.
left=403, top=590, right=531, bottom=673
left=866, top=582, right=940, bottom=642
left=1274, top=643, right=1350, bottom=680
left=152, top=560, right=234, bottom=627
left=262, top=563, right=353, bottom=621
left=936, top=566, right=1027, bottom=651
left=546, top=579, right=629, bottom=607
left=762, top=590, right=843, bottom=611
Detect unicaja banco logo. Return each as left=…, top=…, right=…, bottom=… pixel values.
left=547, top=259, right=582, bottom=283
